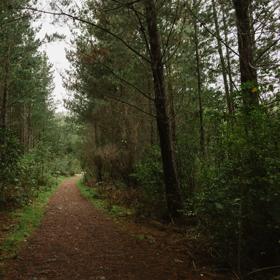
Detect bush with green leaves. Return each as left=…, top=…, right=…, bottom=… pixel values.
left=0, top=129, right=22, bottom=205
left=0, top=124, right=81, bottom=206
left=0, top=140, right=54, bottom=205
left=193, top=107, right=280, bottom=270
left=132, top=145, right=166, bottom=217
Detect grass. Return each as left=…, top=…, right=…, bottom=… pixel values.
left=0, top=177, right=65, bottom=261
left=77, top=179, right=134, bottom=218
left=77, top=179, right=158, bottom=245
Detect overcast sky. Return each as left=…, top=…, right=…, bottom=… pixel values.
left=35, top=1, right=76, bottom=112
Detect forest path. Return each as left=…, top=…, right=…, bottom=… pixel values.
left=4, top=177, right=192, bottom=280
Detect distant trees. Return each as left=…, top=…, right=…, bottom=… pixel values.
left=0, top=0, right=51, bottom=151
left=0, top=0, right=80, bottom=205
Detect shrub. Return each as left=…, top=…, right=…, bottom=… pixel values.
left=0, top=129, right=22, bottom=205
left=132, top=145, right=166, bottom=217
left=193, top=108, right=280, bottom=271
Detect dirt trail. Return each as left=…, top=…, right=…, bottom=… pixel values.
left=4, top=177, right=194, bottom=280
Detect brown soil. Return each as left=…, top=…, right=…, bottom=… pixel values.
left=0, top=212, right=15, bottom=249
left=3, top=177, right=215, bottom=280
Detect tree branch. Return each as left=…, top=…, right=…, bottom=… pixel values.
left=185, top=3, right=240, bottom=58
left=162, top=1, right=181, bottom=61
left=0, top=15, right=31, bottom=27
left=130, top=5, right=152, bottom=59
left=100, top=62, right=154, bottom=101
left=77, top=48, right=154, bottom=101
left=255, top=38, right=280, bottom=63
left=104, top=94, right=155, bottom=118
left=18, top=6, right=151, bottom=64
left=246, top=265, right=280, bottom=278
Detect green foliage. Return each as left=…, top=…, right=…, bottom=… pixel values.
left=0, top=130, right=22, bottom=205
left=132, top=146, right=167, bottom=217
left=193, top=107, right=280, bottom=268
left=0, top=178, right=63, bottom=260
left=133, top=146, right=164, bottom=195
left=0, top=125, right=80, bottom=206
left=52, top=156, right=81, bottom=177
left=19, top=146, right=51, bottom=185
left=77, top=179, right=132, bottom=218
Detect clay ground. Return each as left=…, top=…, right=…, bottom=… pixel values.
left=3, top=177, right=206, bottom=280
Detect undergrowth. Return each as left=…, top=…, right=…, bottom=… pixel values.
left=77, top=179, right=134, bottom=218
left=0, top=177, right=65, bottom=264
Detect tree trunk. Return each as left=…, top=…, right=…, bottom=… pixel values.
left=249, top=2, right=257, bottom=63
left=233, top=0, right=258, bottom=109
left=233, top=1, right=261, bottom=276
left=94, top=122, right=98, bottom=148
left=221, top=3, right=235, bottom=101
left=144, top=0, right=183, bottom=219
left=212, top=0, right=234, bottom=114
left=147, top=76, right=156, bottom=146
left=0, top=46, right=10, bottom=165
left=193, top=1, right=205, bottom=156
left=167, top=66, right=177, bottom=147
left=1, top=53, right=10, bottom=134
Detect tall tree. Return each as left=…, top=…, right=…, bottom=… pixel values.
left=192, top=0, right=205, bottom=156
left=144, top=0, right=183, bottom=218
left=211, top=0, right=234, bottom=114
left=233, top=0, right=259, bottom=110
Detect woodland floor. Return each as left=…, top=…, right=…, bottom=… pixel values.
left=2, top=177, right=225, bottom=280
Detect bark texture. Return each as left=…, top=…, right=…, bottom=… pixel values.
left=233, top=0, right=258, bottom=109
left=144, top=0, right=183, bottom=219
